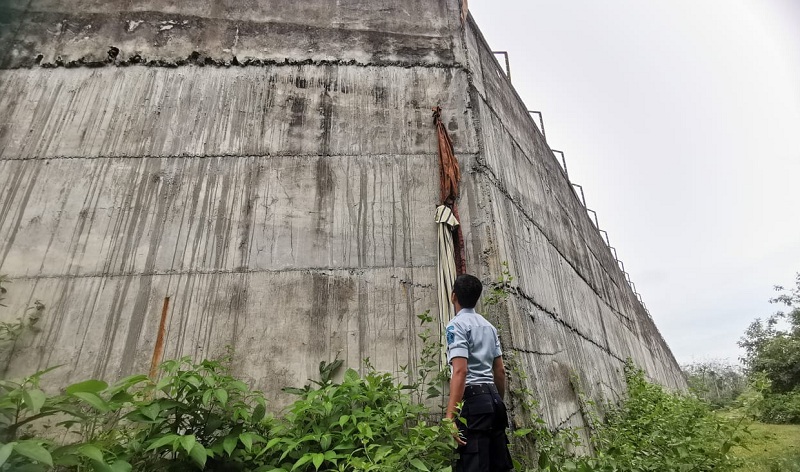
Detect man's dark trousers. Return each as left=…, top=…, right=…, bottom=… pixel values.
left=455, top=384, right=513, bottom=472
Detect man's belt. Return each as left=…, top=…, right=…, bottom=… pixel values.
left=463, top=383, right=498, bottom=399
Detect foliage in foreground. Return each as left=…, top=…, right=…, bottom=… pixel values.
left=0, top=355, right=454, bottom=472
left=0, top=266, right=754, bottom=472
left=517, top=362, right=746, bottom=472
left=1, top=355, right=752, bottom=472
left=587, top=363, right=746, bottom=472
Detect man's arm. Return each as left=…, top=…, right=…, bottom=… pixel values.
left=446, top=357, right=468, bottom=420
left=492, top=356, right=506, bottom=399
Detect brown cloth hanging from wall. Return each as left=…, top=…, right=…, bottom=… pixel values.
left=432, top=106, right=466, bottom=275
left=433, top=106, right=461, bottom=206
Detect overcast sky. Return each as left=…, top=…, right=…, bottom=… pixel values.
left=469, top=0, right=800, bottom=365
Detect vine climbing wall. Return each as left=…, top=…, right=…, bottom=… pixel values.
left=0, top=0, right=684, bottom=430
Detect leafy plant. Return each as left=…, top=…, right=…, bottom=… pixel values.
left=0, top=354, right=270, bottom=471
left=260, top=363, right=455, bottom=471
left=0, top=275, right=45, bottom=348
left=404, top=310, right=449, bottom=407
left=484, top=262, right=515, bottom=307
left=585, top=362, right=747, bottom=472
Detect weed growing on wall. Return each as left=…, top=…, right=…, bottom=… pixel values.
left=404, top=310, right=449, bottom=409
left=0, top=275, right=45, bottom=358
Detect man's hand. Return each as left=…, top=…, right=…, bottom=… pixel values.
left=444, top=416, right=467, bottom=446
left=446, top=357, right=468, bottom=447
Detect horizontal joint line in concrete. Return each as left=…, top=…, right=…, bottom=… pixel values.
left=0, top=152, right=481, bottom=162
left=4, top=265, right=438, bottom=281
left=507, top=287, right=626, bottom=364
left=507, top=346, right=564, bottom=357
left=554, top=410, right=582, bottom=430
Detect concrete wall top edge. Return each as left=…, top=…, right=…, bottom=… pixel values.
left=0, top=1, right=465, bottom=69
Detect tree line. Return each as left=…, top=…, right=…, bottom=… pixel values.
left=683, top=273, right=800, bottom=424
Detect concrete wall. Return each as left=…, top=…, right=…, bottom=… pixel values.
left=0, top=0, right=464, bottom=68
left=459, top=15, right=684, bottom=432
left=0, top=0, right=684, bottom=426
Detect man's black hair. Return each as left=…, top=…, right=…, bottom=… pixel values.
left=453, top=274, right=482, bottom=308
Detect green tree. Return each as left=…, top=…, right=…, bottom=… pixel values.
left=738, top=273, right=800, bottom=423
left=682, top=360, right=747, bottom=409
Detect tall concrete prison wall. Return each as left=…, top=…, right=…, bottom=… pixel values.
left=0, top=0, right=685, bottom=428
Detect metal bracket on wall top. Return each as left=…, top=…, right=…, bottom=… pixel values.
left=492, top=51, right=511, bottom=79
left=599, top=229, right=611, bottom=247
left=586, top=208, right=600, bottom=228
left=571, top=183, right=587, bottom=207
left=528, top=110, right=546, bottom=141
left=551, top=149, right=569, bottom=179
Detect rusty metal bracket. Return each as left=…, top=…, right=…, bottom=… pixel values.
left=528, top=110, right=546, bottom=141
left=492, top=51, right=511, bottom=79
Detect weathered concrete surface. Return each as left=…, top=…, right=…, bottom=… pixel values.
left=2, top=268, right=436, bottom=407
left=0, top=0, right=465, bottom=68
left=0, top=154, right=443, bottom=276
left=0, top=0, right=684, bottom=430
left=0, top=67, right=476, bottom=159
left=0, top=61, right=474, bottom=407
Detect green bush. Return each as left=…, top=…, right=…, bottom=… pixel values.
left=0, top=355, right=454, bottom=472
left=587, top=363, right=746, bottom=472
left=760, top=390, right=800, bottom=424
left=0, top=354, right=271, bottom=471
left=263, top=365, right=454, bottom=471
left=1, top=356, right=755, bottom=472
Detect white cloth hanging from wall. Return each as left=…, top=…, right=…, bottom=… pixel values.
left=435, top=204, right=460, bottom=365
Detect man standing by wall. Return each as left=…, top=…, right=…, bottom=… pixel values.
left=445, top=274, right=514, bottom=471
